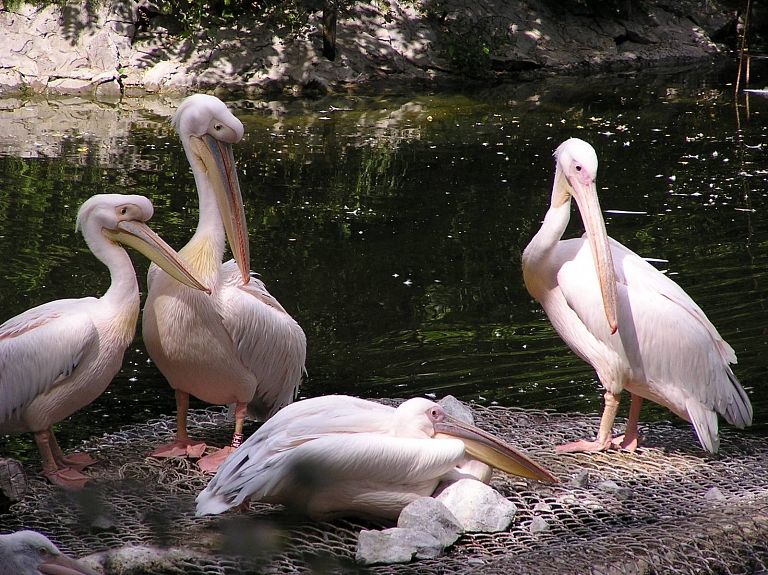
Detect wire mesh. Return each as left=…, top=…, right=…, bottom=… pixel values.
left=1, top=402, right=767, bottom=574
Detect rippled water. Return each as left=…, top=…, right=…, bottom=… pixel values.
left=0, top=62, right=766, bottom=461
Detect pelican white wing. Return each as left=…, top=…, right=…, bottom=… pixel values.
left=197, top=433, right=465, bottom=519
left=0, top=300, right=96, bottom=426
left=559, top=239, right=751, bottom=436
left=217, top=262, right=306, bottom=418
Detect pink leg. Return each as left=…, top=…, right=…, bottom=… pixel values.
left=35, top=428, right=90, bottom=490
left=556, top=390, right=621, bottom=453
left=197, top=402, right=247, bottom=474
left=611, top=393, right=644, bottom=451
left=49, top=432, right=98, bottom=471
left=150, top=390, right=206, bottom=459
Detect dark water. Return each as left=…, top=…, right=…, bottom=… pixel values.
left=0, top=62, right=766, bottom=461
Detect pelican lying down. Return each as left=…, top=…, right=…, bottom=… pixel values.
left=196, top=395, right=557, bottom=521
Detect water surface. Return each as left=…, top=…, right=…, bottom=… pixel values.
left=0, top=63, right=766, bottom=461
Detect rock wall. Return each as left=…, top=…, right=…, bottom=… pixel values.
left=0, top=0, right=740, bottom=97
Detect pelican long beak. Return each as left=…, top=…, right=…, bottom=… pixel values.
left=434, top=416, right=557, bottom=483
left=105, top=221, right=210, bottom=293
left=568, top=175, right=619, bottom=334
left=39, top=553, right=102, bottom=575
left=192, top=133, right=251, bottom=284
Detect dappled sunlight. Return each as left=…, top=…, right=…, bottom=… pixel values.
left=0, top=73, right=766, bottom=534
left=525, top=29, right=543, bottom=42
left=0, top=0, right=743, bottom=96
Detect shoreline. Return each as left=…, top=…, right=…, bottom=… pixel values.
left=0, top=0, right=743, bottom=98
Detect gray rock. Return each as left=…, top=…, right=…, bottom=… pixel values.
left=569, top=469, right=590, bottom=488
left=410, top=531, right=448, bottom=560
left=356, top=495, right=466, bottom=565
left=0, top=0, right=738, bottom=96
left=397, top=497, right=464, bottom=547
left=704, top=486, right=726, bottom=501
left=436, top=478, right=517, bottom=533
left=529, top=515, right=550, bottom=534
left=438, top=395, right=475, bottom=425
left=597, top=480, right=634, bottom=500
left=90, top=515, right=117, bottom=533
left=356, top=527, right=445, bottom=565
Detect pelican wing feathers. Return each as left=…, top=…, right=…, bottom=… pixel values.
left=217, top=260, right=307, bottom=418
left=0, top=300, right=96, bottom=424
left=557, top=233, right=751, bottom=437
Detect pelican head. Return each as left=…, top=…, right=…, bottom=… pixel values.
left=554, top=138, right=618, bottom=334
left=172, top=94, right=250, bottom=283
left=398, top=398, right=557, bottom=483
left=77, top=194, right=208, bottom=292
left=0, top=530, right=100, bottom=575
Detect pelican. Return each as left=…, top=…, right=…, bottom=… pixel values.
left=195, top=395, right=557, bottom=521
left=143, top=94, right=307, bottom=472
left=0, top=530, right=100, bottom=575
left=0, top=194, right=207, bottom=489
left=522, top=138, right=752, bottom=454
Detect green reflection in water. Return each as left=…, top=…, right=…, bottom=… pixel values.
left=0, top=64, right=766, bottom=465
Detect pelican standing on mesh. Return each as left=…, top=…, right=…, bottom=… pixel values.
left=0, top=194, right=207, bottom=489
left=196, top=395, right=557, bottom=520
left=143, top=94, right=306, bottom=473
left=522, top=138, right=752, bottom=454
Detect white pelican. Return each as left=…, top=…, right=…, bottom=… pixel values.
left=143, top=94, right=307, bottom=473
left=0, top=530, right=100, bottom=575
left=522, top=138, right=752, bottom=454
left=0, top=194, right=207, bottom=489
left=195, top=395, right=557, bottom=521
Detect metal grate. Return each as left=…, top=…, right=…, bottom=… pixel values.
left=2, top=402, right=767, bottom=574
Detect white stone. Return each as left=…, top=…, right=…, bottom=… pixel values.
left=397, top=497, right=464, bottom=547
left=356, top=527, right=444, bottom=565
left=704, top=486, right=726, bottom=501
left=530, top=515, right=550, bottom=534
left=436, top=478, right=517, bottom=533
left=438, top=395, right=475, bottom=425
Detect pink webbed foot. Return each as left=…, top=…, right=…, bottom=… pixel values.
left=150, top=439, right=207, bottom=459
left=43, top=467, right=91, bottom=490
left=58, top=452, right=98, bottom=471
left=556, top=438, right=613, bottom=453
left=611, top=433, right=644, bottom=452
left=197, top=446, right=236, bottom=474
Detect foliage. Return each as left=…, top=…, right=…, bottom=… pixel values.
left=436, top=13, right=506, bottom=78
left=154, top=0, right=338, bottom=35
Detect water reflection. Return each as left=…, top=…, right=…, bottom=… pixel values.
left=0, top=63, right=766, bottom=463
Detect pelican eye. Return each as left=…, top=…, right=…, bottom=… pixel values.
left=575, top=164, right=582, bottom=172
left=427, top=406, right=445, bottom=423
left=214, top=123, right=223, bottom=131
left=116, top=204, right=141, bottom=220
